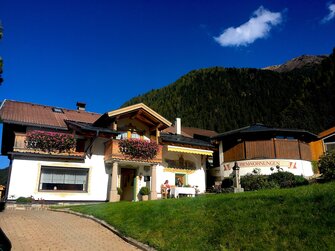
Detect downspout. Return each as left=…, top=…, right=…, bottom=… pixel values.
left=273, top=138, right=277, bottom=158
left=298, top=139, right=302, bottom=160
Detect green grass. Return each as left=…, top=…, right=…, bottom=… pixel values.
left=69, top=182, right=335, bottom=251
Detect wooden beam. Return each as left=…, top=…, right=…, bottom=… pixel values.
left=136, top=113, right=155, bottom=127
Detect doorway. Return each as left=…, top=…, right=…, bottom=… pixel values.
left=120, top=168, right=136, bottom=201
left=175, top=173, right=186, bottom=186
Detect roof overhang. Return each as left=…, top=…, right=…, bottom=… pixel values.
left=65, top=120, right=120, bottom=137
left=8, top=152, right=86, bottom=162
left=1, top=119, right=68, bottom=130
left=212, top=124, right=318, bottom=143
left=319, top=126, right=335, bottom=139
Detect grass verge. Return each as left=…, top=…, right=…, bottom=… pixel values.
left=69, top=182, right=335, bottom=250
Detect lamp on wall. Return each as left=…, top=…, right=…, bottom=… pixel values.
left=144, top=166, right=150, bottom=173
left=138, top=172, right=143, bottom=180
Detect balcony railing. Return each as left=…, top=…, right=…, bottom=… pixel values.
left=13, top=132, right=84, bottom=157
left=104, top=139, right=163, bottom=163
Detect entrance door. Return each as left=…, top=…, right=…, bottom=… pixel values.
left=175, top=174, right=186, bottom=187
left=121, top=168, right=136, bottom=201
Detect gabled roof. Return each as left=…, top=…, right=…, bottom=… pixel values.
left=212, top=123, right=318, bottom=143
left=94, top=103, right=172, bottom=131
left=0, top=100, right=101, bottom=130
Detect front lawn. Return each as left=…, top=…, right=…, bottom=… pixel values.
left=69, top=182, right=335, bottom=250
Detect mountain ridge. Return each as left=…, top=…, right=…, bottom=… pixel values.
left=263, top=55, right=328, bottom=72
left=123, top=48, right=335, bottom=134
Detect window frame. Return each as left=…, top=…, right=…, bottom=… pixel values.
left=325, top=142, right=335, bottom=153
left=38, top=166, right=89, bottom=192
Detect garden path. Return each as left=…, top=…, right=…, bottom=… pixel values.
left=0, top=209, right=140, bottom=250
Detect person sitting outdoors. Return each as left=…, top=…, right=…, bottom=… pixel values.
left=161, top=180, right=170, bottom=199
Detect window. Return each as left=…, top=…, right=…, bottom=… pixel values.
left=116, top=132, right=128, bottom=140
left=52, top=107, right=64, bottom=113
left=76, top=139, right=86, bottom=152
left=276, top=136, right=295, bottom=140
left=175, top=174, right=186, bottom=187
left=131, top=132, right=140, bottom=139
left=116, top=131, right=146, bottom=140
left=324, top=135, right=335, bottom=152
left=325, top=143, right=335, bottom=153
left=39, top=166, right=88, bottom=191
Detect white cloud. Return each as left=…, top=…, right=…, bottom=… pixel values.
left=322, top=3, right=335, bottom=23
left=214, top=6, right=282, bottom=47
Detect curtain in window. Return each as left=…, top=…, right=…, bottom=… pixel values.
left=40, top=168, right=87, bottom=185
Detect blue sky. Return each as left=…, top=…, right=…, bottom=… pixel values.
left=0, top=0, right=335, bottom=168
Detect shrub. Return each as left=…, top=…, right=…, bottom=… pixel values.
left=139, top=186, right=150, bottom=195
left=240, top=175, right=275, bottom=191
left=117, top=187, right=123, bottom=195
left=221, top=177, right=233, bottom=188
left=293, top=175, right=309, bottom=187
left=16, top=196, right=33, bottom=204
left=311, top=160, right=319, bottom=174
left=118, top=139, right=158, bottom=160
left=268, top=171, right=295, bottom=188
left=318, top=151, right=335, bottom=180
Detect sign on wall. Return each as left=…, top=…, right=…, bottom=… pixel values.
left=223, top=160, right=297, bottom=171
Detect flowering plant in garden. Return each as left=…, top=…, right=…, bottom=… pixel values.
left=25, top=130, right=76, bottom=153
left=118, top=138, right=158, bottom=160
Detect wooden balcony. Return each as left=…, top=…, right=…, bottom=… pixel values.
left=104, top=139, right=163, bottom=163
left=224, top=138, right=312, bottom=162
left=13, top=132, right=84, bottom=158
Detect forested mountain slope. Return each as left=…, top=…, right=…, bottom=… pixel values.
left=123, top=48, right=335, bottom=134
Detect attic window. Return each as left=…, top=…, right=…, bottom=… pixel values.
left=52, top=107, right=64, bottom=113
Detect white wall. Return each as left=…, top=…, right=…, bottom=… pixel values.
left=7, top=138, right=110, bottom=201
left=210, top=159, right=314, bottom=180
left=155, top=148, right=207, bottom=198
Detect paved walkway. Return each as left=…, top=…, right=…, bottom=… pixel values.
left=0, top=209, right=140, bottom=251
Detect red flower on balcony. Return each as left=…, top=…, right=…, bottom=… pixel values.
left=118, top=138, right=158, bottom=160
left=25, top=130, right=76, bottom=153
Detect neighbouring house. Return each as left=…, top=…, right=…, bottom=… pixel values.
left=0, top=100, right=215, bottom=202
left=209, top=124, right=318, bottom=180
left=310, top=125, right=335, bottom=161
left=159, top=118, right=217, bottom=197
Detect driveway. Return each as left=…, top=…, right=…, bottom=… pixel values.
left=0, top=209, right=140, bottom=250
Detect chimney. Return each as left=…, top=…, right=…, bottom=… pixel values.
left=176, top=118, right=181, bottom=135
left=76, top=102, right=86, bottom=111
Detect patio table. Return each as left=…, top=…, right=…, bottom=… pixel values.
left=170, top=187, right=195, bottom=198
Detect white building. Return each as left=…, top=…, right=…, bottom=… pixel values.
left=0, top=100, right=215, bottom=202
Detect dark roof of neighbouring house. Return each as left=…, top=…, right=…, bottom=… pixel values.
left=212, top=123, right=318, bottom=142
left=0, top=100, right=101, bottom=130
left=161, top=124, right=217, bottom=149
left=163, top=126, right=218, bottom=138
left=160, top=133, right=214, bottom=148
